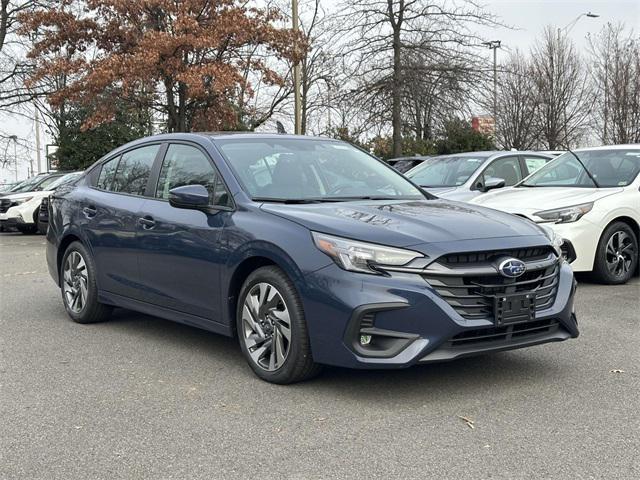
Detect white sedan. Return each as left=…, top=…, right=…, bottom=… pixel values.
left=472, top=145, right=640, bottom=284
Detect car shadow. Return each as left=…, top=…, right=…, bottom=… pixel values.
left=103, top=308, right=565, bottom=402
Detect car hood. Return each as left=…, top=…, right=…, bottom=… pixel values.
left=0, top=191, right=48, bottom=201
left=261, top=199, right=546, bottom=248
left=471, top=186, right=622, bottom=215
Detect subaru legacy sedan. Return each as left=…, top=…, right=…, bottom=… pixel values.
left=46, top=133, right=578, bottom=383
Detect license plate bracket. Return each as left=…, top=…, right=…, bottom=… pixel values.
left=493, top=293, right=536, bottom=326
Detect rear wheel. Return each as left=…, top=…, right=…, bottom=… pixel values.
left=60, top=241, right=112, bottom=323
left=236, top=266, right=321, bottom=384
left=593, top=222, right=638, bottom=284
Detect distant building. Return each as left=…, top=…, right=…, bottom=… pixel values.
left=472, top=116, right=495, bottom=136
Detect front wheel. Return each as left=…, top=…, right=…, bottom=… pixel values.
left=236, top=266, right=321, bottom=384
left=60, top=241, right=112, bottom=323
left=592, top=222, right=638, bottom=284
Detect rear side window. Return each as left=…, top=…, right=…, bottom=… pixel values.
left=112, top=145, right=159, bottom=196
left=155, top=144, right=232, bottom=207
left=97, top=156, right=119, bottom=190
left=523, top=156, right=549, bottom=175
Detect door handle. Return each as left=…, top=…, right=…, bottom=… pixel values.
left=138, top=216, right=156, bottom=229
left=82, top=206, right=97, bottom=218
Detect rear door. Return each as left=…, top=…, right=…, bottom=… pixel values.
left=80, top=143, right=161, bottom=299
left=136, top=142, right=234, bottom=321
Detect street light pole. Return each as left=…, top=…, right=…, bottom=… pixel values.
left=483, top=40, right=501, bottom=134
left=556, top=12, right=599, bottom=147
left=292, top=0, right=302, bottom=135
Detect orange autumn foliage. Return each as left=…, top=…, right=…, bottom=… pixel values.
left=20, top=0, right=303, bottom=131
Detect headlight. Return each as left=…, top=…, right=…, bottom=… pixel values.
left=13, top=197, right=33, bottom=205
left=534, top=202, right=593, bottom=224
left=540, top=225, right=564, bottom=258
left=312, top=231, right=423, bottom=274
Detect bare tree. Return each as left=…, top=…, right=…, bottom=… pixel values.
left=588, top=23, right=640, bottom=144
left=336, top=0, right=499, bottom=157
left=530, top=27, right=593, bottom=149
left=491, top=50, right=540, bottom=149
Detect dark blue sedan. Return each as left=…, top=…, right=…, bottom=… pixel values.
left=46, top=133, right=579, bottom=383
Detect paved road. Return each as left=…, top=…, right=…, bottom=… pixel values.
left=1, top=232, right=638, bottom=479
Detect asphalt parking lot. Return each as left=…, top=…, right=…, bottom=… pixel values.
left=1, top=232, right=638, bottom=479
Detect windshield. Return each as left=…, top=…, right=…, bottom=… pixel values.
left=521, top=149, right=640, bottom=188
left=406, top=155, right=488, bottom=187
left=11, top=175, right=43, bottom=192
left=47, top=172, right=81, bottom=190
left=216, top=138, right=424, bottom=201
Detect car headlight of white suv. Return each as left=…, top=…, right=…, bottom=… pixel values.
left=534, top=202, right=593, bottom=224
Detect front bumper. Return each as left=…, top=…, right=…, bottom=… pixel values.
left=301, top=260, right=578, bottom=369
left=542, top=220, right=600, bottom=272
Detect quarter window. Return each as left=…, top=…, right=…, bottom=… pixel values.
left=155, top=144, right=231, bottom=207
left=112, top=145, right=159, bottom=196
left=97, top=156, right=120, bottom=190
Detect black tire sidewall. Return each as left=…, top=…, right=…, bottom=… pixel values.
left=594, top=222, right=638, bottom=284
left=236, top=266, right=314, bottom=384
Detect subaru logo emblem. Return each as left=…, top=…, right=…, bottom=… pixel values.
left=498, top=258, right=527, bottom=278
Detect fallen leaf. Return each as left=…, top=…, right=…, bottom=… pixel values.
left=314, top=417, right=327, bottom=422
left=609, top=369, right=625, bottom=374
left=458, top=415, right=475, bottom=429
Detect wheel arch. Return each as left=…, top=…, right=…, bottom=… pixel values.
left=225, top=244, right=307, bottom=338
left=598, top=215, right=640, bottom=277
left=57, top=233, right=84, bottom=279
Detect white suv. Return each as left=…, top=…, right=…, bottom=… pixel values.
left=0, top=172, right=82, bottom=234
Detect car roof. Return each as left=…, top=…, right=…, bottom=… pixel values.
left=574, top=144, right=640, bottom=152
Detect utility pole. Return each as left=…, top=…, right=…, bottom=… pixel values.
left=483, top=40, right=501, bottom=135
left=292, top=0, right=302, bottom=135
left=34, top=105, right=42, bottom=174
left=9, top=135, right=18, bottom=181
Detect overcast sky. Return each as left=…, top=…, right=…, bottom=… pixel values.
left=1, top=0, right=638, bottom=183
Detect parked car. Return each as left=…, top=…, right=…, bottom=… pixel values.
left=0, top=181, right=20, bottom=193
left=387, top=156, right=433, bottom=173
left=0, top=172, right=66, bottom=232
left=472, top=145, right=640, bottom=284
left=46, top=133, right=578, bottom=384
left=405, top=151, right=553, bottom=201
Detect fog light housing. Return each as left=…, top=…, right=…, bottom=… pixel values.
left=359, top=334, right=372, bottom=346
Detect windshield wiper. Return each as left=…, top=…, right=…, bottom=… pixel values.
left=567, top=149, right=600, bottom=188
left=253, top=197, right=323, bottom=204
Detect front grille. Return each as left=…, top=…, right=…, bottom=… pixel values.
left=449, top=319, right=560, bottom=347
left=440, top=246, right=553, bottom=266
left=0, top=199, right=11, bottom=213
left=423, top=248, right=560, bottom=320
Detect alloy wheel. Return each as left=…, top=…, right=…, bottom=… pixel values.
left=63, top=251, right=88, bottom=314
left=605, top=230, right=636, bottom=278
left=241, top=282, right=292, bottom=372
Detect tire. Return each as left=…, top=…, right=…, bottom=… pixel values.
left=592, top=221, right=638, bottom=285
left=236, top=266, right=321, bottom=384
left=36, top=220, right=47, bottom=235
left=60, top=241, right=112, bottom=323
left=17, top=224, right=37, bottom=234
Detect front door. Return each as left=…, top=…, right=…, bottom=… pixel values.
left=136, top=143, right=234, bottom=321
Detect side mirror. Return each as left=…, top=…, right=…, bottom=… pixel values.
left=483, top=177, right=506, bottom=192
left=169, top=184, right=210, bottom=210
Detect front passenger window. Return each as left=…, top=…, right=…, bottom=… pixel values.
left=156, top=144, right=231, bottom=207
left=483, top=157, right=522, bottom=186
